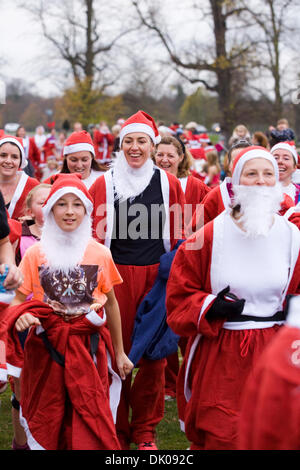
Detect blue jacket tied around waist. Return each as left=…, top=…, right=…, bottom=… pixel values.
left=128, top=241, right=184, bottom=366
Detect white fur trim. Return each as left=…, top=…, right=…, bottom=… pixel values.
left=284, top=206, right=297, bottom=220
left=42, top=186, right=93, bottom=217
left=183, top=295, right=217, bottom=402
left=197, top=294, right=217, bottom=328
left=184, top=333, right=201, bottom=402
left=63, top=142, right=95, bottom=157
left=119, top=123, right=157, bottom=145
left=232, top=149, right=279, bottom=185
left=6, top=362, right=22, bottom=378
left=159, top=168, right=171, bottom=253
left=0, top=367, right=7, bottom=382
left=286, top=296, right=300, bottom=329
left=0, top=137, right=27, bottom=169
left=179, top=419, right=185, bottom=432
left=179, top=176, right=188, bottom=193
left=8, top=172, right=29, bottom=218
left=104, top=171, right=114, bottom=248
left=85, top=309, right=106, bottom=327
left=106, top=350, right=122, bottom=423
left=19, top=407, right=45, bottom=450
left=271, top=143, right=298, bottom=164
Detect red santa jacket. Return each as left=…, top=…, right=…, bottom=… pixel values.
left=166, top=213, right=300, bottom=430
left=5, top=300, right=121, bottom=450
left=7, top=173, right=39, bottom=220
left=89, top=168, right=186, bottom=250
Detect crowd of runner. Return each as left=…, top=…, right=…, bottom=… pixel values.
left=0, top=111, right=299, bottom=450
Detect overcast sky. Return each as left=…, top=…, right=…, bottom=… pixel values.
left=0, top=1, right=59, bottom=96
left=0, top=0, right=209, bottom=98
left=1, top=0, right=299, bottom=103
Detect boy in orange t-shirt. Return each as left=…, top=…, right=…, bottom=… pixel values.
left=7, top=174, right=133, bottom=450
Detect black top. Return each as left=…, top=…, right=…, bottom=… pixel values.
left=0, top=192, right=10, bottom=240
left=110, top=169, right=166, bottom=266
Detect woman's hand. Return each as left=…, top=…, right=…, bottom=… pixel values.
left=15, top=313, right=41, bottom=332
left=115, top=351, right=134, bottom=380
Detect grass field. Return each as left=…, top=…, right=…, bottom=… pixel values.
left=0, top=385, right=190, bottom=451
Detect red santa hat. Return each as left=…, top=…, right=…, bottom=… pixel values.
left=270, top=141, right=299, bottom=165
left=232, top=145, right=279, bottom=185
left=42, top=173, right=94, bottom=218
left=63, top=131, right=95, bottom=157
left=199, top=133, right=210, bottom=142
left=0, top=135, right=27, bottom=169
left=119, top=110, right=161, bottom=146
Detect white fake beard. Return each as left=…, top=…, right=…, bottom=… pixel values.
left=232, top=183, right=283, bottom=238
left=112, top=150, right=154, bottom=202
left=40, top=212, right=92, bottom=273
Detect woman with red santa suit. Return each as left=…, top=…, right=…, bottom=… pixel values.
left=0, top=136, right=39, bottom=220
left=89, top=110, right=186, bottom=450
left=5, top=173, right=133, bottom=450
left=198, top=140, right=296, bottom=227
left=154, top=135, right=210, bottom=400
left=166, top=146, right=300, bottom=450
left=154, top=135, right=210, bottom=220
left=238, top=295, right=300, bottom=450
left=44, top=131, right=107, bottom=189
left=270, top=141, right=300, bottom=204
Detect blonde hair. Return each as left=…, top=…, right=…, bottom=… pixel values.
left=206, top=150, right=221, bottom=172
left=25, top=184, right=52, bottom=209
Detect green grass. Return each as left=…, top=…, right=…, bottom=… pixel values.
left=0, top=386, right=189, bottom=451
left=0, top=388, right=13, bottom=450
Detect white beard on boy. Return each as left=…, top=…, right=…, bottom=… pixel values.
left=40, top=212, right=92, bottom=273
left=112, top=150, right=154, bottom=202
left=232, top=183, right=283, bottom=238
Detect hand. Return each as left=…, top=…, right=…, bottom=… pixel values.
left=15, top=313, right=41, bottom=332
left=0, top=264, right=24, bottom=290
left=115, top=352, right=134, bottom=380
left=206, top=286, right=245, bottom=321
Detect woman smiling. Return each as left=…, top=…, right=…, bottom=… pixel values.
left=0, top=135, right=39, bottom=220
left=44, top=131, right=107, bottom=189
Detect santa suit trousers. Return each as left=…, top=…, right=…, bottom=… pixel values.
left=113, top=263, right=166, bottom=446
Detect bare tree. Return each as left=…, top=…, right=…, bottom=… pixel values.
left=132, top=0, right=257, bottom=136
left=20, top=0, right=137, bottom=92
left=240, top=0, right=300, bottom=119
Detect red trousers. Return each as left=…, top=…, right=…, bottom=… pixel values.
left=114, top=263, right=166, bottom=447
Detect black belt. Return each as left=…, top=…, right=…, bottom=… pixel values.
left=225, top=311, right=285, bottom=323
left=40, top=331, right=100, bottom=367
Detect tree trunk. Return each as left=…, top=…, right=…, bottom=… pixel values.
left=210, top=0, right=235, bottom=137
